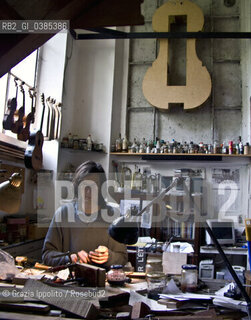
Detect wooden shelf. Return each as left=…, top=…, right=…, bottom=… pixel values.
left=110, top=152, right=251, bottom=157
left=60, top=147, right=106, bottom=154
left=110, top=152, right=251, bottom=161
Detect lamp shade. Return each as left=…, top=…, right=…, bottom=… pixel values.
left=108, top=215, right=139, bottom=245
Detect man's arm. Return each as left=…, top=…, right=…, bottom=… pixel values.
left=104, top=237, right=128, bottom=268
left=42, top=208, right=70, bottom=266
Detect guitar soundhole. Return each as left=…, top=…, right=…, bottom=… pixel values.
left=168, top=15, right=187, bottom=86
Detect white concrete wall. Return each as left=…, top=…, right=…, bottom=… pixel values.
left=241, top=0, right=251, bottom=143
left=60, top=35, right=116, bottom=174
left=35, top=32, right=67, bottom=220
left=37, top=31, right=67, bottom=173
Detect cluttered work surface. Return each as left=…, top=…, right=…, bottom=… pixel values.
left=0, top=251, right=249, bottom=320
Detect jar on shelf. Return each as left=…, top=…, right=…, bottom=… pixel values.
left=146, top=272, right=166, bottom=300
left=107, top=265, right=126, bottom=286
left=61, top=137, right=68, bottom=148
left=73, top=138, right=79, bottom=150
left=244, top=143, right=250, bottom=155
left=181, top=264, right=198, bottom=292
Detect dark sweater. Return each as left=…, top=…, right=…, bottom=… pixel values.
left=42, top=203, right=128, bottom=268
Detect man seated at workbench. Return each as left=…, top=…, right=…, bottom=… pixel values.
left=42, top=161, right=128, bottom=269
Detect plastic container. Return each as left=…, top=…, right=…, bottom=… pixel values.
left=181, top=264, right=198, bottom=292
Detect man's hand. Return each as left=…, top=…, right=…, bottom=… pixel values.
left=70, top=250, right=90, bottom=264
left=89, top=245, right=109, bottom=264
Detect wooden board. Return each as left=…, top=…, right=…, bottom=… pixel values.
left=73, top=263, right=106, bottom=287
left=23, top=279, right=98, bottom=319
left=142, top=0, right=211, bottom=110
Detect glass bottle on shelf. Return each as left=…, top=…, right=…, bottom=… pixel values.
left=170, top=139, right=175, bottom=153
left=116, top=133, right=122, bottom=152
left=68, top=132, right=73, bottom=148
left=122, top=135, right=128, bottom=153
left=238, top=136, right=244, bottom=154
left=189, top=141, right=194, bottom=154
left=183, top=141, right=189, bottom=153
left=221, top=141, right=227, bottom=154
left=155, top=138, right=160, bottom=153
left=87, top=134, right=92, bottom=151
left=131, top=138, right=137, bottom=153
left=146, top=141, right=151, bottom=153
left=142, top=137, right=147, bottom=149
left=235, top=143, right=239, bottom=155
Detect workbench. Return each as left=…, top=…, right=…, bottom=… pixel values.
left=0, top=274, right=248, bottom=320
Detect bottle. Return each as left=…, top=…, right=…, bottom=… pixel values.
left=155, top=138, right=160, bottom=153
left=115, top=133, right=122, bottom=152
left=235, top=143, right=239, bottom=155
left=146, top=142, right=151, bottom=154
left=238, top=136, right=244, bottom=154
left=208, top=144, right=213, bottom=154
left=68, top=132, right=73, bottom=148
left=177, top=142, right=181, bottom=153
left=87, top=134, right=92, bottom=151
left=244, top=143, right=250, bottom=155
left=122, top=135, right=128, bottom=153
left=213, top=141, right=219, bottom=154
left=139, top=143, right=144, bottom=153
left=170, top=139, right=175, bottom=153
left=131, top=138, right=137, bottom=153
left=142, top=137, right=147, bottom=150
left=198, top=142, right=204, bottom=153
left=189, top=141, right=194, bottom=154
left=221, top=141, right=227, bottom=154
left=183, top=141, right=189, bottom=153
left=135, top=139, right=139, bottom=153
left=228, top=141, right=233, bottom=155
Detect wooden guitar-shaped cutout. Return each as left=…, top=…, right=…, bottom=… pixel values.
left=142, top=0, right=211, bottom=110
left=24, top=93, right=45, bottom=171
left=18, top=88, right=36, bottom=141
left=2, top=77, right=18, bottom=130
left=12, top=82, right=25, bottom=134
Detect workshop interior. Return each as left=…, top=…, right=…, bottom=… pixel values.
left=1, top=0, right=251, bottom=319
